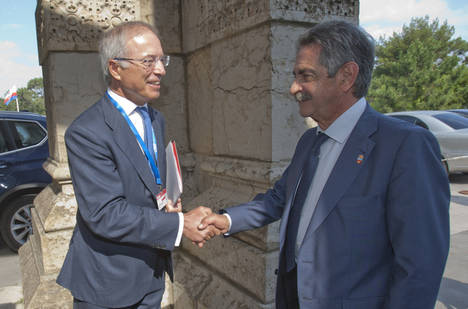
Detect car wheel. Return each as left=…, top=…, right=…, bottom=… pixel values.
left=0, top=194, right=35, bottom=252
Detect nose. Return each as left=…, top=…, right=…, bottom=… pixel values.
left=152, top=60, right=166, bottom=76
left=290, top=80, right=301, bottom=96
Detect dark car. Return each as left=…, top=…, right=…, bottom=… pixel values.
left=0, top=111, right=51, bottom=252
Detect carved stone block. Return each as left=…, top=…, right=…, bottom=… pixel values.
left=186, top=47, right=214, bottom=155
left=181, top=0, right=358, bottom=53
left=271, top=23, right=311, bottom=161
left=270, top=0, right=359, bottom=22
left=187, top=24, right=273, bottom=161
left=173, top=251, right=276, bottom=308
left=153, top=0, right=182, bottom=54
left=182, top=0, right=270, bottom=53
left=43, top=52, right=105, bottom=162
left=20, top=219, right=73, bottom=309
left=150, top=56, right=189, bottom=153
left=36, top=0, right=140, bottom=63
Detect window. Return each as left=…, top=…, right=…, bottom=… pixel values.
left=12, top=121, right=46, bottom=148
left=0, top=131, right=7, bottom=153
left=0, top=121, right=17, bottom=153
left=433, top=113, right=468, bottom=130
left=0, top=119, right=47, bottom=154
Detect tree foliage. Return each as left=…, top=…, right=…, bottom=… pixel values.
left=0, top=77, right=45, bottom=115
left=368, top=16, right=468, bottom=113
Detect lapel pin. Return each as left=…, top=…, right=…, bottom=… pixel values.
left=356, top=154, right=364, bottom=164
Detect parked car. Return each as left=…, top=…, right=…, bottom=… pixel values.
left=447, top=109, right=468, bottom=118
left=0, top=111, right=51, bottom=252
left=386, top=110, right=468, bottom=174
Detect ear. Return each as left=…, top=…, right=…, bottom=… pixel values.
left=337, top=61, right=359, bottom=93
left=108, top=60, right=122, bottom=81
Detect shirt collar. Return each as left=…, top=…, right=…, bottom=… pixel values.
left=318, top=97, right=367, bottom=144
left=107, top=88, right=148, bottom=115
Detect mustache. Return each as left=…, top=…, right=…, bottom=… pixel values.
left=295, top=92, right=312, bottom=102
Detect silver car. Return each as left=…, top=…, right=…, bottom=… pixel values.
left=447, top=109, right=468, bottom=118
left=386, top=110, right=468, bottom=174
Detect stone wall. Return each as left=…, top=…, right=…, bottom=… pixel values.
left=169, top=0, right=358, bottom=307
left=21, top=0, right=358, bottom=308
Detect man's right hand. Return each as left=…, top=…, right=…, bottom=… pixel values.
left=199, top=213, right=230, bottom=234
left=183, top=206, right=222, bottom=247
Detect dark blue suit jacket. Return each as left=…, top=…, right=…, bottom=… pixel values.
left=57, top=95, right=179, bottom=307
left=227, top=105, right=450, bottom=309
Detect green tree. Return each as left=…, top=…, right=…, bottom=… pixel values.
left=0, top=77, right=45, bottom=115
left=368, top=16, right=468, bottom=113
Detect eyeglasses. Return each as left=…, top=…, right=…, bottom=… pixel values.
left=113, top=55, right=170, bottom=70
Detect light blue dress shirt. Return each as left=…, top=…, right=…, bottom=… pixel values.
left=295, top=98, right=367, bottom=254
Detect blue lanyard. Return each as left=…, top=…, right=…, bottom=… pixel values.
left=106, top=92, right=161, bottom=185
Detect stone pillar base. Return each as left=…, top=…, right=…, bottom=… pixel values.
left=19, top=230, right=72, bottom=309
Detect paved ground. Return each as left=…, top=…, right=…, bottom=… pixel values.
left=0, top=174, right=467, bottom=308
left=0, top=237, right=23, bottom=308
left=436, top=173, right=468, bottom=309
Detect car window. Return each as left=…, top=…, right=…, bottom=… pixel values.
left=413, top=119, right=429, bottom=129
left=0, top=120, right=17, bottom=153
left=433, top=113, right=468, bottom=130
left=12, top=121, right=47, bottom=148
left=0, top=130, right=7, bottom=153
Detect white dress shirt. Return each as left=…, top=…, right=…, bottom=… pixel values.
left=107, top=89, right=183, bottom=246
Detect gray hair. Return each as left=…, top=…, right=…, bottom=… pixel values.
left=99, top=21, right=160, bottom=84
left=298, top=20, right=375, bottom=98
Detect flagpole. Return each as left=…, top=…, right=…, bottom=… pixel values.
left=15, top=97, right=19, bottom=112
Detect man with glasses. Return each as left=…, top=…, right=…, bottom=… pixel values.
left=200, top=20, right=450, bottom=308
left=57, top=21, right=218, bottom=309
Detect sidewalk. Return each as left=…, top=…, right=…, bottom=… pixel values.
left=0, top=285, right=23, bottom=308
left=0, top=242, right=23, bottom=308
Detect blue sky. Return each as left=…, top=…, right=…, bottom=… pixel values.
left=0, top=0, right=467, bottom=96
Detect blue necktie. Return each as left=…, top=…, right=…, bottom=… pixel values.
left=136, top=106, right=157, bottom=163
left=284, top=132, right=329, bottom=272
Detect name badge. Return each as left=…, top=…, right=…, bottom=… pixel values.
left=156, top=188, right=168, bottom=210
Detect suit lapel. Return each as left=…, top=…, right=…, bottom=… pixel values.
left=305, top=105, right=378, bottom=235
left=101, top=97, right=161, bottom=196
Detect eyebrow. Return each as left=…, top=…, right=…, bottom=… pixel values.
left=293, top=68, right=317, bottom=76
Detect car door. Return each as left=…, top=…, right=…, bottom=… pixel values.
left=0, top=119, right=51, bottom=193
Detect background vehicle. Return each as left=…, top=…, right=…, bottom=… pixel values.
left=0, top=111, right=51, bottom=252
left=386, top=110, right=468, bottom=174
left=447, top=109, right=468, bottom=118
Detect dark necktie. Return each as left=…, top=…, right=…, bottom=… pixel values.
left=136, top=106, right=157, bottom=163
left=284, top=132, right=329, bottom=272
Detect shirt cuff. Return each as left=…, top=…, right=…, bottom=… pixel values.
left=175, top=212, right=184, bottom=246
left=223, top=213, right=232, bottom=236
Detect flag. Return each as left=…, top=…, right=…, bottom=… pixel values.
left=3, top=86, right=17, bottom=106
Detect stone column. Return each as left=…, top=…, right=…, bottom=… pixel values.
left=19, top=1, right=143, bottom=308
left=172, top=1, right=358, bottom=308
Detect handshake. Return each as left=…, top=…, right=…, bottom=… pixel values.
left=183, top=206, right=230, bottom=247
left=166, top=200, right=229, bottom=248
